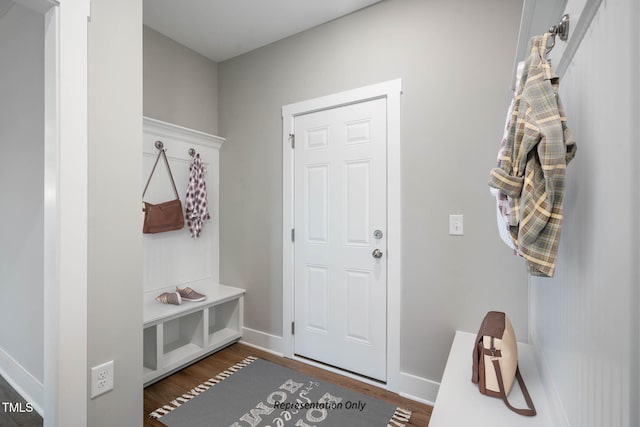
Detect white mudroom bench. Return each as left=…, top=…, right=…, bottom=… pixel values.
left=429, top=331, right=557, bottom=426
left=143, top=280, right=245, bottom=386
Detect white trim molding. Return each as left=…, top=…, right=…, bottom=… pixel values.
left=555, top=0, right=603, bottom=77
left=514, top=0, right=604, bottom=82
left=239, top=327, right=285, bottom=356
left=143, top=116, right=225, bottom=151
left=44, top=1, right=91, bottom=426
left=398, top=371, right=439, bottom=407
left=43, top=4, right=60, bottom=425
left=0, top=346, right=44, bottom=416
left=281, top=79, right=403, bottom=392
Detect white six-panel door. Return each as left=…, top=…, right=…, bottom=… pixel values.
left=293, top=97, right=387, bottom=381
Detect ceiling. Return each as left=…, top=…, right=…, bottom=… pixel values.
left=143, top=0, right=382, bottom=63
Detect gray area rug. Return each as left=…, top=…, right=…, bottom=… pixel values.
left=150, top=356, right=411, bottom=427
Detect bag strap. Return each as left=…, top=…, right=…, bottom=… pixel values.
left=142, top=149, right=180, bottom=200
left=491, top=359, right=537, bottom=416
left=471, top=329, right=483, bottom=384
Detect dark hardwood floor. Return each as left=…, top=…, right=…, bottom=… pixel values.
left=144, top=342, right=432, bottom=426
left=0, top=375, right=42, bottom=427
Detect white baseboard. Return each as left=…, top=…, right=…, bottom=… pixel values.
left=399, top=371, right=439, bottom=406
left=0, top=346, right=43, bottom=416
left=240, top=326, right=439, bottom=405
left=240, top=326, right=285, bottom=355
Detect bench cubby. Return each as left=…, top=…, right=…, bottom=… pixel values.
left=143, top=281, right=244, bottom=386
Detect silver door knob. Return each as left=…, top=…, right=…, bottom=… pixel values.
left=372, top=249, right=383, bottom=259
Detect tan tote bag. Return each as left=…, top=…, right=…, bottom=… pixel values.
left=471, top=311, right=536, bottom=416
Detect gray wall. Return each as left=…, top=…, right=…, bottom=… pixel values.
left=530, top=0, right=640, bottom=425
left=87, top=0, right=143, bottom=425
left=218, top=0, right=528, bottom=383
left=0, top=1, right=44, bottom=393
left=144, top=26, right=219, bottom=135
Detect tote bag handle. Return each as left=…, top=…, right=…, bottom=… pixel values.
left=143, top=148, right=180, bottom=200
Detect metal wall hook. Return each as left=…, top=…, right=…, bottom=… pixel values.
left=546, top=14, right=569, bottom=54
left=155, top=141, right=198, bottom=158
left=550, top=14, right=570, bottom=42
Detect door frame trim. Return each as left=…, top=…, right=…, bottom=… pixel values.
left=42, top=1, right=91, bottom=425
left=281, top=79, right=402, bottom=391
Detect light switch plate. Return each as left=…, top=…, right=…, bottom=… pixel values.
left=449, top=214, right=464, bottom=235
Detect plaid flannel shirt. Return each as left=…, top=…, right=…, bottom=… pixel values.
left=489, top=34, right=577, bottom=277
left=491, top=60, right=527, bottom=253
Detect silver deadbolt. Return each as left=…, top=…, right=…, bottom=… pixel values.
left=373, top=229, right=383, bottom=239
left=372, top=249, right=383, bottom=259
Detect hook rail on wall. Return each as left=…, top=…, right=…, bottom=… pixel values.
left=154, top=140, right=197, bottom=158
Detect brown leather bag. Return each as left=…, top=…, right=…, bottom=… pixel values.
left=472, top=311, right=536, bottom=416
left=142, top=147, right=185, bottom=234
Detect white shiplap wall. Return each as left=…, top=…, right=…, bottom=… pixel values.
left=529, top=0, right=639, bottom=426
left=142, top=118, right=224, bottom=293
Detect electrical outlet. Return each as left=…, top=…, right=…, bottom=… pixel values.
left=91, top=360, right=114, bottom=399
left=449, top=214, right=464, bottom=235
